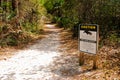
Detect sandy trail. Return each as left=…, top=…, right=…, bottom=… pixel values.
left=0, top=24, right=80, bottom=80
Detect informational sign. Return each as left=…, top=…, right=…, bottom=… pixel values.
left=79, top=24, right=99, bottom=54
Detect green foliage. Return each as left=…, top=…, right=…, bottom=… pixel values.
left=44, top=0, right=64, bottom=13
left=108, top=32, right=120, bottom=45
left=20, top=0, right=47, bottom=32
left=22, top=22, right=37, bottom=33
left=0, top=7, right=3, bottom=13
left=7, top=12, right=16, bottom=20
left=7, top=35, right=18, bottom=46
left=0, top=0, right=47, bottom=47
left=44, top=0, right=120, bottom=46
left=0, top=0, right=119, bottom=47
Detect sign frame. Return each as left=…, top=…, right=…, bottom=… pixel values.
left=78, top=24, right=99, bottom=54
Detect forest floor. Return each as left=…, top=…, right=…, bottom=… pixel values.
left=0, top=24, right=120, bottom=80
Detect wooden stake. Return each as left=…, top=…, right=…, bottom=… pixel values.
left=79, top=52, right=84, bottom=66
left=93, top=54, right=98, bottom=69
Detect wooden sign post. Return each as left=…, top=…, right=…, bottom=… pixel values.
left=79, top=52, right=84, bottom=66
left=79, top=24, right=99, bottom=69
left=93, top=54, right=98, bottom=69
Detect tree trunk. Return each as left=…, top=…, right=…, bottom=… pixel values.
left=12, top=0, right=16, bottom=11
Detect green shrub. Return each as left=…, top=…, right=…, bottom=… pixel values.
left=7, top=36, right=18, bottom=46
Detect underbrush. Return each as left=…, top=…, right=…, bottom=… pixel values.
left=100, top=32, right=120, bottom=48
left=0, top=23, right=44, bottom=48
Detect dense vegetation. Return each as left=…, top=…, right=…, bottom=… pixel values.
left=0, top=0, right=120, bottom=47
left=0, top=0, right=47, bottom=47
left=43, top=0, right=120, bottom=47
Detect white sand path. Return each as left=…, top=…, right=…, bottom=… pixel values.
left=0, top=24, right=80, bottom=80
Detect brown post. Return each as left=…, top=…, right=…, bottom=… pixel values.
left=79, top=52, right=85, bottom=66
left=93, top=54, right=98, bottom=69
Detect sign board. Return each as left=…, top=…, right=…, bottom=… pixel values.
left=79, top=24, right=99, bottom=54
